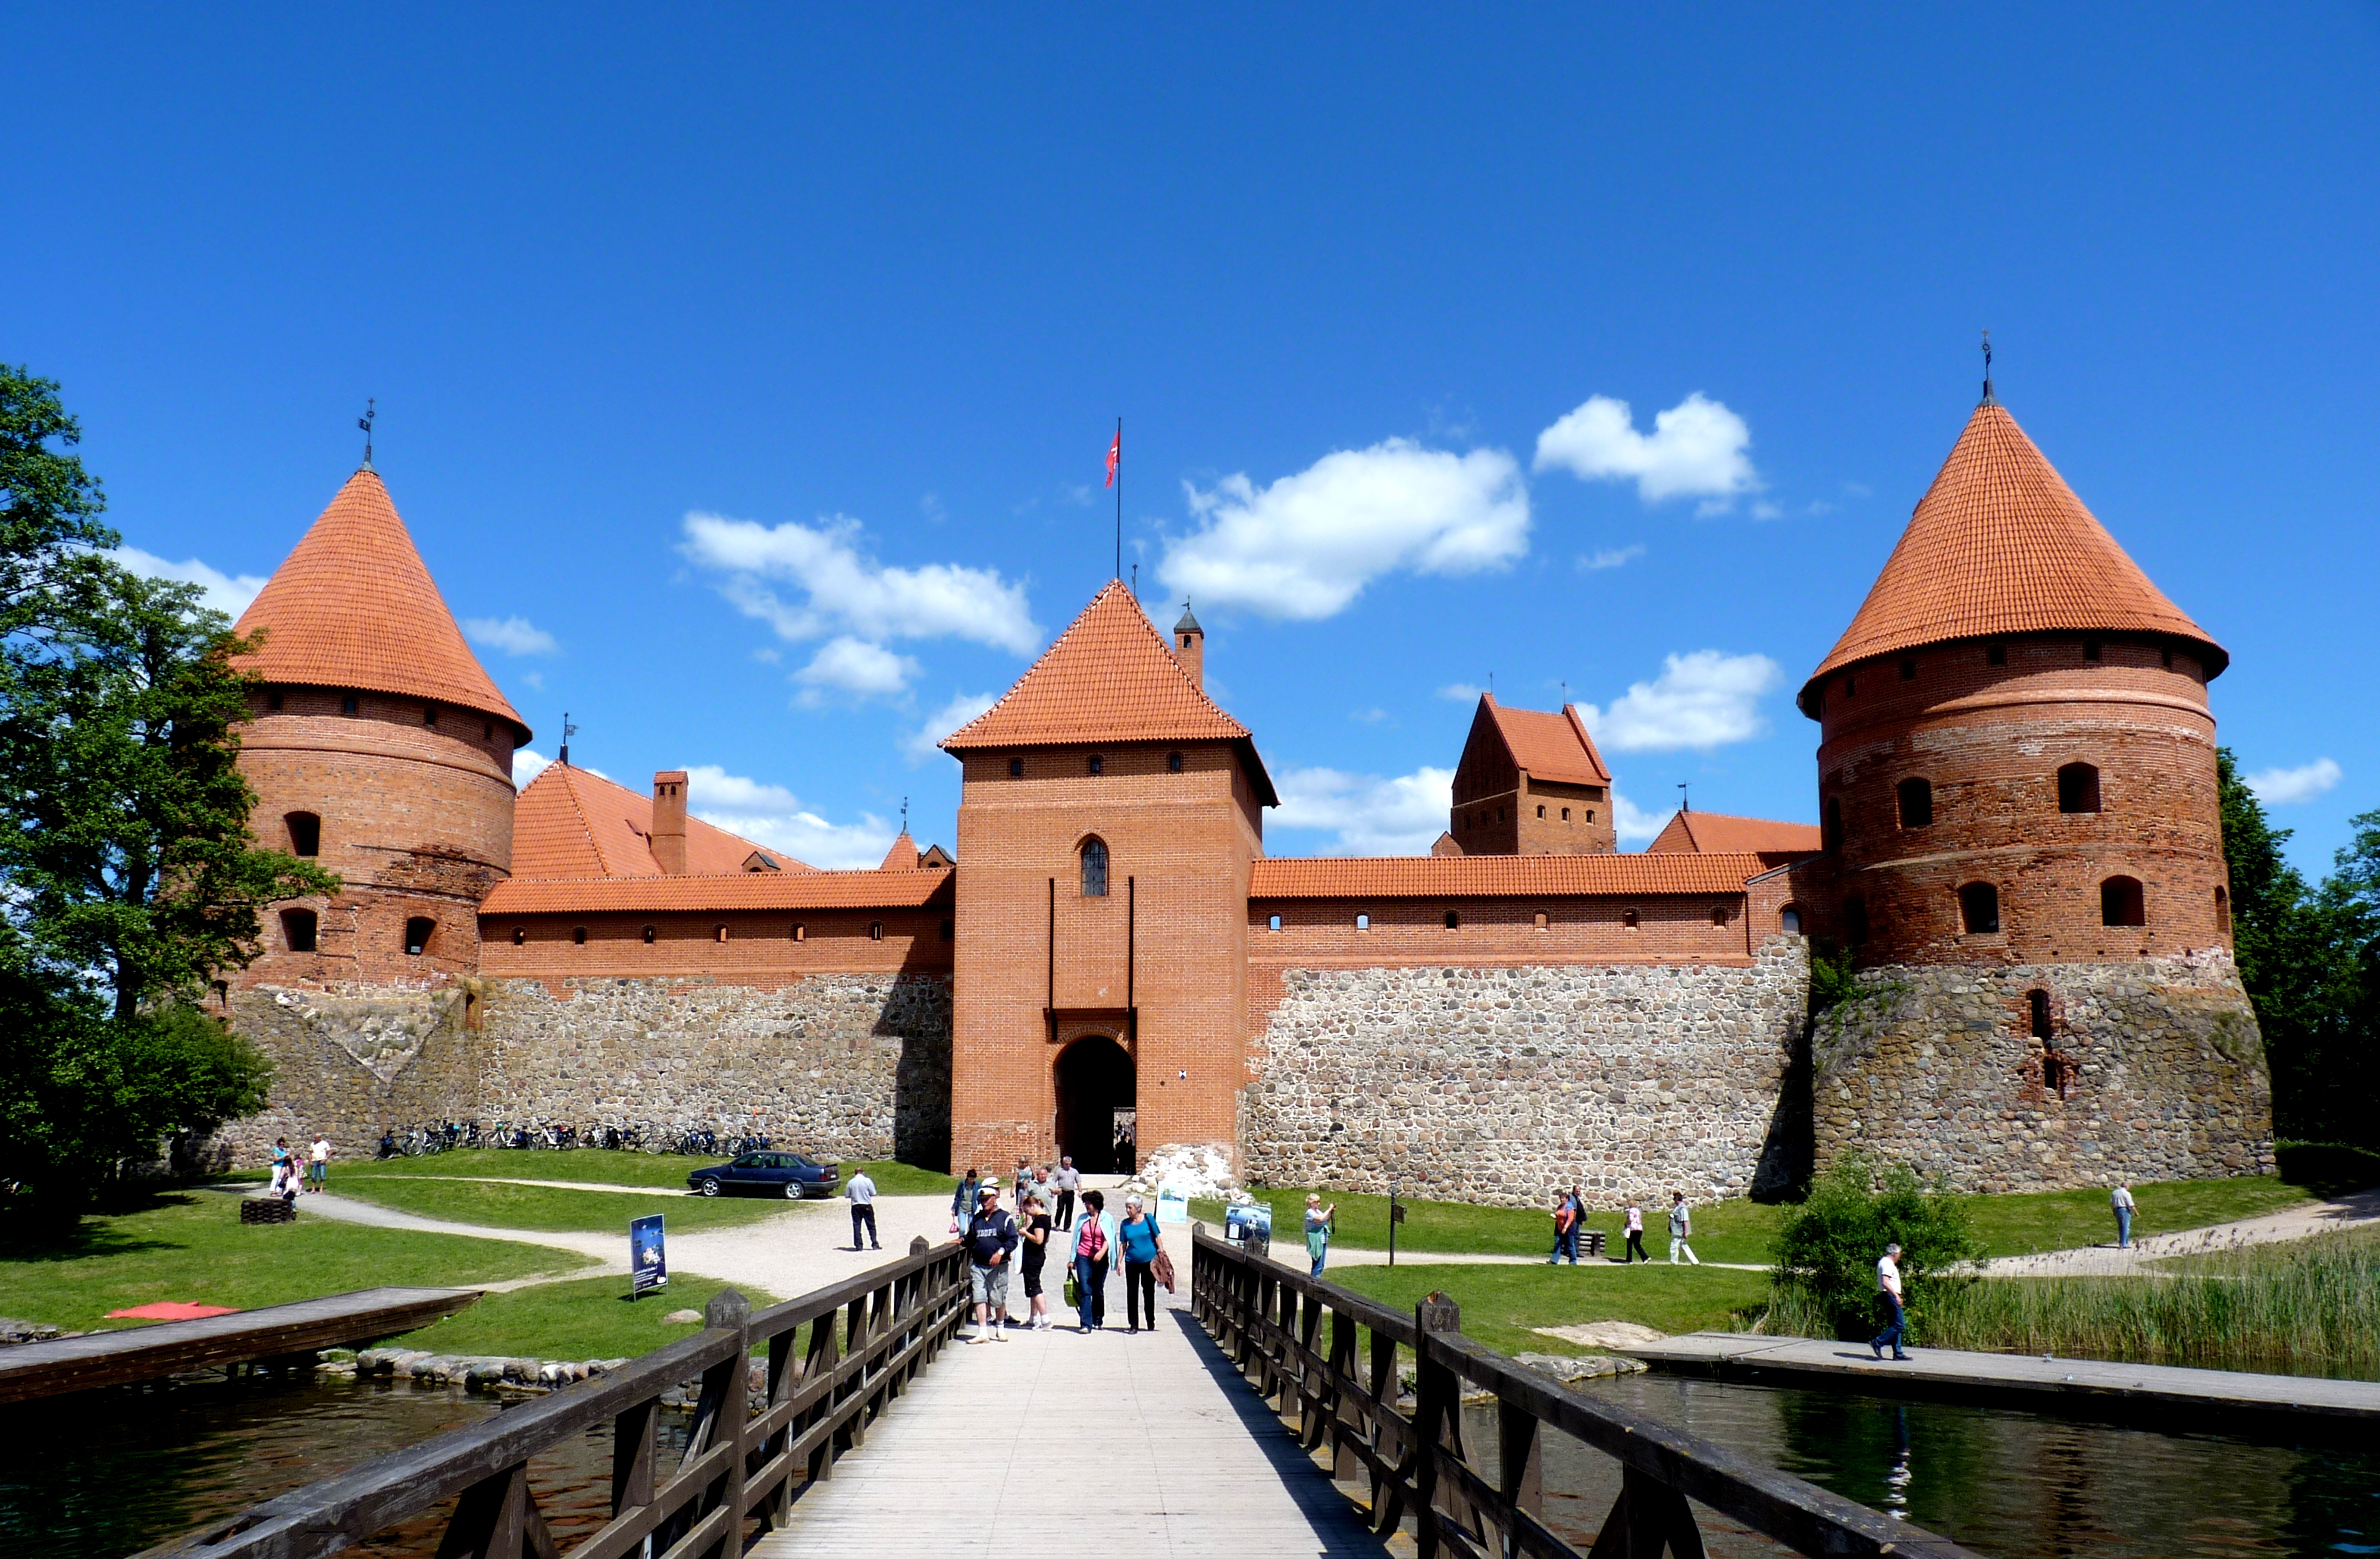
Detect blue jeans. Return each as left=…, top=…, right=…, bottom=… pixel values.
left=1310, top=1243, right=1328, bottom=1278
left=1871, top=1295, right=1907, bottom=1357
left=2116, top=1207, right=2132, bottom=1249
left=1073, top=1252, right=1108, bottom=1328
left=1548, top=1227, right=1577, bottom=1263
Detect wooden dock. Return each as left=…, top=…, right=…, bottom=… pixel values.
left=1619, top=1332, right=2380, bottom=1433
left=0, top=1286, right=477, bottom=1404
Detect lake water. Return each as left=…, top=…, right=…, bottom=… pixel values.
left=6, top=1365, right=2376, bottom=1556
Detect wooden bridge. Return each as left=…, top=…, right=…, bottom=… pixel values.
left=136, top=1233, right=1978, bottom=1559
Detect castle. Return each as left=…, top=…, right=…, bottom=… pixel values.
left=217, top=388, right=2273, bottom=1200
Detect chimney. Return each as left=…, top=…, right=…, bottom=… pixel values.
left=652, top=770, right=688, bottom=874
left=1172, top=601, right=1205, bottom=693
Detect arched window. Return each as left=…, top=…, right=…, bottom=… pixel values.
left=1621, top=908, right=1639, bottom=930
left=642, top=924, right=656, bottom=944
left=716, top=924, right=731, bottom=943
left=1780, top=906, right=1802, bottom=936
left=285, top=812, right=321, bottom=857
left=1896, top=777, right=1933, bottom=829
left=1533, top=911, right=1548, bottom=930
left=1355, top=912, right=1370, bottom=931
left=1267, top=914, right=1282, bottom=932
left=1167, top=751, right=1183, bottom=773
left=869, top=921, right=884, bottom=941
left=1711, top=905, right=1731, bottom=926
left=512, top=926, right=525, bottom=946
left=403, top=917, right=436, bottom=956
left=572, top=926, right=587, bottom=946
left=2058, top=763, right=2101, bottom=814
left=1080, top=837, right=1109, bottom=898
left=2100, top=876, right=2145, bottom=927
left=1845, top=895, right=1869, bottom=944
left=1443, top=909, right=1460, bottom=930
left=793, top=923, right=806, bottom=942
left=2214, top=885, right=2231, bottom=933
left=281, top=908, right=317, bottom=953
left=1086, top=754, right=1104, bottom=776
left=1959, top=882, right=2001, bottom=935
left=1824, top=796, right=1844, bottom=853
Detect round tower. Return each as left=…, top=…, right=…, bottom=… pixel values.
left=1796, top=389, right=2270, bottom=1191
left=230, top=465, right=527, bottom=989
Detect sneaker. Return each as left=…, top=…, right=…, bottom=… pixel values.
left=1871, top=1344, right=1884, bottom=1359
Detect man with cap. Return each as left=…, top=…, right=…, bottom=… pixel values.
left=964, top=1177, right=1020, bottom=1341
left=1871, top=1241, right=1910, bottom=1360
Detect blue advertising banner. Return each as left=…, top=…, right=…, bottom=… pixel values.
left=630, top=1215, right=668, bottom=1298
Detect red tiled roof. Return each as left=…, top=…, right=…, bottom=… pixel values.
left=1804, top=401, right=2224, bottom=708
left=879, top=832, right=920, bottom=871
left=943, top=581, right=1279, bottom=805
left=511, top=764, right=813, bottom=879
left=233, top=469, right=527, bottom=740
left=1646, top=810, right=1822, bottom=857
left=1483, top=696, right=1611, bottom=785
left=481, top=868, right=953, bottom=916
left=1250, top=852, right=1770, bottom=899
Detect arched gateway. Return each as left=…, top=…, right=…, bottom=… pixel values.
left=1054, top=1035, right=1135, bottom=1173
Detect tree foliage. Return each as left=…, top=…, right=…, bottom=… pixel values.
left=1771, top=1153, right=1983, bottom=1340
left=0, top=366, right=333, bottom=1221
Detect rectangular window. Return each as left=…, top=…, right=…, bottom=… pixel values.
left=1561, top=807, right=1570, bottom=821
left=1267, top=914, right=1282, bottom=932
left=1987, top=644, right=2007, bottom=666
left=1536, top=805, right=1545, bottom=818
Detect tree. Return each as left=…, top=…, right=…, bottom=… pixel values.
left=0, top=367, right=334, bottom=1219
left=1771, top=1153, right=1982, bottom=1340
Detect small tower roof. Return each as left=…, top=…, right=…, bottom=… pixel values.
left=512, top=762, right=811, bottom=878
left=1173, top=601, right=1203, bottom=636
left=234, top=468, right=530, bottom=742
left=1801, top=401, right=2224, bottom=713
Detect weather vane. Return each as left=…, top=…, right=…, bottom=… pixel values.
left=358, top=399, right=376, bottom=468
left=901, top=796, right=910, bottom=832
left=1678, top=781, right=1690, bottom=813
left=1980, top=330, right=1994, bottom=405
left=560, top=711, right=579, bottom=766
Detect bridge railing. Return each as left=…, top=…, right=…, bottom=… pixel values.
left=139, top=1236, right=971, bottom=1559
left=1191, top=1228, right=1980, bottom=1559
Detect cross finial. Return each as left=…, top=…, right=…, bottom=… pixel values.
left=358, top=399, right=376, bottom=469
left=1980, top=331, right=1996, bottom=406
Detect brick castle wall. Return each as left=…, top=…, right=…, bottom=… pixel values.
left=220, top=981, right=486, bottom=1163
left=1811, top=951, right=2272, bottom=1190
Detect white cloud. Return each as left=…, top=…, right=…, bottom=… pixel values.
left=513, top=748, right=553, bottom=788
left=1437, top=683, right=1482, bottom=702
left=1157, top=440, right=1529, bottom=620
left=903, top=691, right=997, bottom=763
left=1272, top=765, right=1455, bottom=856
left=682, top=512, right=1038, bottom=654
left=1577, top=651, right=1783, bottom=752
left=2246, top=758, right=2343, bottom=806
left=112, top=547, right=269, bottom=619
left=684, top=763, right=896, bottom=871
left=462, top=616, right=560, bottom=657
left=1577, top=544, right=1647, bottom=572
left=1611, top=790, right=1669, bottom=845
left=1533, top=392, right=1758, bottom=512
left=793, top=636, right=921, bottom=705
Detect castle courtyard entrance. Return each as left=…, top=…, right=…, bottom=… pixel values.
left=1054, top=1034, right=1135, bottom=1174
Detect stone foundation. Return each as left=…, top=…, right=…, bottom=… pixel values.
left=223, top=981, right=484, bottom=1164
left=1239, top=940, right=1811, bottom=1206
left=1810, top=951, right=2273, bottom=1191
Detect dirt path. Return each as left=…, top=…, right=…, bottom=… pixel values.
left=1978, top=1184, right=2380, bottom=1275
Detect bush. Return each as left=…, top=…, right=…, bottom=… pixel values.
left=1770, top=1153, right=1982, bottom=1341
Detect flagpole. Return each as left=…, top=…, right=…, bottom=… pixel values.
left=1114, top=415, right=1123, bottom=582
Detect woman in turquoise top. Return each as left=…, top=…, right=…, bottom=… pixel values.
left=1304, top=1194, right=1336, bottom=1277
left=1115, top=1194, right=1165, bottom=1332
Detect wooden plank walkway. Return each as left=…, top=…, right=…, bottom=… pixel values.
left=1620, top=1332, right=2380, bottom=1431
left=0, top=1286, right=477, bottom=1404
left=750, top=1285, right=1387, bottom=1558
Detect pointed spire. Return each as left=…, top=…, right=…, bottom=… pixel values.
left=1802, top=399, right=2225, bottom=711
left=234, top=469, right=529, bottom=740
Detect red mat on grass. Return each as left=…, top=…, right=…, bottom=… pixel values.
left=105, top=1301, right=240, bottom=1320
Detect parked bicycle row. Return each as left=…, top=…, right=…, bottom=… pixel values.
left=371, top=1121, right=775, bottom=1159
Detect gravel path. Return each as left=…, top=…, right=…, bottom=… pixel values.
left=1978, top=1184, right=2380, bottom=1275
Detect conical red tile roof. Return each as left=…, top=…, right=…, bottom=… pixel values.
left=233, top=468, right=528, bottom=740
left=511, top=763, right=811, bottom=879
left=942, top=581, right=1277, bottom=805
left=1802, top=402, right=2224, bottom=710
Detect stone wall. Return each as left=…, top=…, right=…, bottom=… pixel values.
left=223, top=980, right=485, bottom=1163
left=1239, top=938, right=1811, bottom=1207
left=478, top=974, right=952, bottom=1166
left=1810, top=951, right=2272, bottom=1191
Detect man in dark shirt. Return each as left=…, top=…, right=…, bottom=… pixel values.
left=965, top=1180, right=1020, bottom=1341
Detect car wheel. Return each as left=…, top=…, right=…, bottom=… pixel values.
left=697, top=1178, right=721, bottom=1197
left=785, top=1182, right=804, bottom=1200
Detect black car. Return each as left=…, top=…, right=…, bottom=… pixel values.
left=686, top=1151, right=840, bottom=1199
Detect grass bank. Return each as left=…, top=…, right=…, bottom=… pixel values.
left=329, top=1177, right=798, bottom=1233
left=392, top=1273, right=779, bottom=1361
left=1767, top=1227, right=2380, bottom=1380
left=0, top=1192, right=587, bottom=1334
left=1325, top=1263, right=1770, bottom=1359
left=298, top=1150, right=956, bottom=1199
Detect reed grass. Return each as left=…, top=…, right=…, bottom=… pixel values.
left=1765, top=1228, right=2380, bottom=1379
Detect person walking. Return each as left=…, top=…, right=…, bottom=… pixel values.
left=307, top=1133, right=332, bottom=1193
left=951, top=1166, right=981, bottom=1234
left=1304, top=1194, right=1336, bottom=1278
left=1072, top=1188, right=1113, bottom=1332
left=1621, top=1199, right=1648, bottom=1264
left=1870, top=1241, right=1911, bottom=1360
left=1116, top=1193, right=1164, bottom=1332
left=1667, top=1191, right=1700, bottom=1265
left=1020, top=1192, right=1054, bottom=1329
left=1029, top=1163, right=1054, bottom=1223
left=1546, top=1190, right=1579, bottom=1265
left=1051, top=1156, right=1080, bottom=1230
left=1012, top=1156, right=1032, bottom=1204
left=2110, top=1181, right=2136, bottom=1250
left=845, top=1165, right=880, bottom=1250
left=964, top=1180, right=1019, bottom=1341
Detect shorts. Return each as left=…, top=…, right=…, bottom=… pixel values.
left=1022, top=1262, right=1044, bottom=1298
left=969, top=1263, right=1011, bottom=1309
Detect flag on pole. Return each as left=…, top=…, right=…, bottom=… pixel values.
left=1105, top=428, right=1120, bottom=489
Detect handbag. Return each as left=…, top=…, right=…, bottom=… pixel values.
left=1153, top=1247, right=1177, bottom=1294
left=1063, top=1268, right=1081, bottom=1306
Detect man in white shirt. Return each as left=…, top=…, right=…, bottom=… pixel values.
left=2110, top=1181, right=2135, bottom=1250
left=307, top=1134, right=331, bottom=1193
left=1870, top=1242, right=1909, bottom=1360
left=1050, top=1157, right=1081, bottom=1230
left=845, top=1168, right=879, bottom=1251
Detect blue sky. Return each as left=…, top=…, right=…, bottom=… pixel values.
left=8, top=7, right=2375, bottom=873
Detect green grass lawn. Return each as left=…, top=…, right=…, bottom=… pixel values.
left=391, top=1273, right=781, bottom=1361
left=304, top=1149, right=957, bottom=1199
left=0, top=1192, right=588, bottom=1334
left=330, top=1176, right=804, bottom=1233
left=1325, top=1263, right=1771, bottom=1359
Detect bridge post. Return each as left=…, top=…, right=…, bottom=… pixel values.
left=1412, top=1291, right=1461, bottom=1559
left=697, top=1287, right=752, bottom=1559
